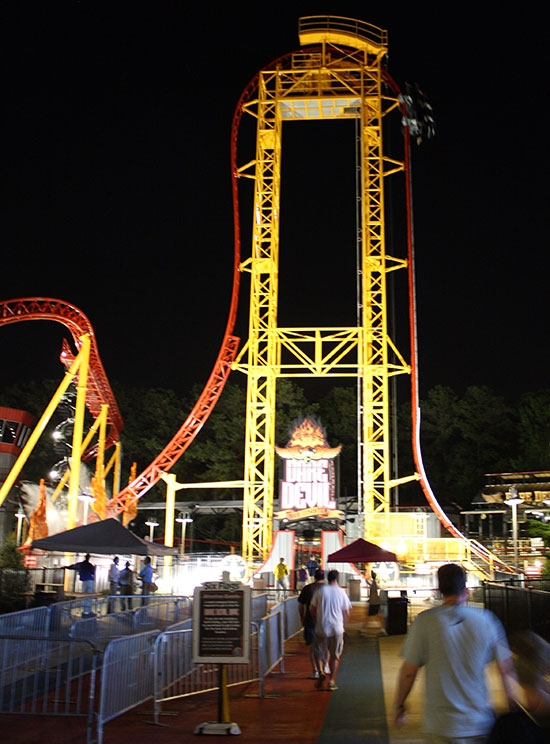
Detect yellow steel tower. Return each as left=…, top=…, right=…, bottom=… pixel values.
left=233, top=17, right=412, bottom=562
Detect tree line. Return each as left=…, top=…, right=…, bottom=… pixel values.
left=3, top=378, right=549, bottom=542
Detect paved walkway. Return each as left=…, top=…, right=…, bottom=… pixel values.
left=1, top=602, right=511, bottom=743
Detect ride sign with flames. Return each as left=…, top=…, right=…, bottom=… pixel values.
left=275, top=416, right=343, bottom=522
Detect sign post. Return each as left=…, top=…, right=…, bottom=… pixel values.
left=192, top=575, right=250, bottom=735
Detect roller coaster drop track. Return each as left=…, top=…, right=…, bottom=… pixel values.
left=0, top=42, right=512, bottom=573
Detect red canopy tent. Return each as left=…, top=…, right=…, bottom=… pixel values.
left=327, top=537, right=397, bottom=564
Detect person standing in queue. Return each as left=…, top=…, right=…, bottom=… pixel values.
left=139, top=556, right=153, bottom=603
left=118, top=561, right=134, bottom=610
left=66, top=553, right=96, bottom=615
left=108, top=556, right=120, bottom=611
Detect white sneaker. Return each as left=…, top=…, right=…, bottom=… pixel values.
left=309, top=670, right=319, bottom=679
left=324, top=664, right=331, bottom=674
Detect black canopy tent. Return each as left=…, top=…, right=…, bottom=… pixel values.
left=31, top=518, right=177, bottom=556
left=327, top=538, right=398, bottom=564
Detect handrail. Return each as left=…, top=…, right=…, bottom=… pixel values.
left=299, top=16, right=387, bottom=48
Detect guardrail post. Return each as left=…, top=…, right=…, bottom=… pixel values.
left=278, top=610, right=285, bottom=673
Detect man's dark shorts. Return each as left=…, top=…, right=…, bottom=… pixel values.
left=368, top=604, right=380, bottom=616
left=304, top=626, right=315, bottom=645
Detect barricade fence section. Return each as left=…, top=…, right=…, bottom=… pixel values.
left=283, top=595, right=301, bottom=639
left=251, top=592, right=267, bottom=625
left=133, top=596, right=191, bottom=633
left=0, top=635, right=99, bottom=743
left=262, top=610, right=285, bottom=677
left=49, top=596, right=111, bottom=635
left=97, top=631, right=159, bottom=744
left=0, top=605, right=50, bottom=636
left=69, top=595, right=192, bottom=641
left=152, top=621, right=261, bottom=724
left=483, top=581, right=550, bottom=642
left=70, top=611, right=136, bottom=643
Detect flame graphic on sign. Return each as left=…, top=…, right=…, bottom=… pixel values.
left=275, top=415, right=341, bottom=461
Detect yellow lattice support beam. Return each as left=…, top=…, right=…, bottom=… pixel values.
left=237, top=18, right=410, bottom=562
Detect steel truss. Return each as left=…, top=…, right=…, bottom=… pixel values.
left=235, top=19, right=410, bottom=562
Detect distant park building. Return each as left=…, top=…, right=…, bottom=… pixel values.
left=461, top=471, right=550, bottom=571
left=0, top=407, right=34, bottom=544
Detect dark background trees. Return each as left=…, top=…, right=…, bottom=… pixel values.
left=2, top=375, right=550, bottom=543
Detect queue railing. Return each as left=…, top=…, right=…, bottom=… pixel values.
left=96, top=631, right=158, bottom=744
left=0, top=635, right=100, bottom=744
left=152, top=620, right=260, bottom=724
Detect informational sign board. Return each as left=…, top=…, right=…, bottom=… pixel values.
left=192, top=581, right=251, bottom=664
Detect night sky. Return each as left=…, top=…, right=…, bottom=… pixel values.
left=3, top=3, right=548, bottom=413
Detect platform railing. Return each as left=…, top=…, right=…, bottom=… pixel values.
left=483, top=581, right=550, bottom=641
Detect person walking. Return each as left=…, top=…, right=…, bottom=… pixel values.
left=310, top=569, right=351, bottom=691
left=298, top=568, right=326, bottom=679
left=488, top=631, right=550, bottom=743
left=394, top=563, right=517, bottom=742
left=274, top=557, right=289, bottom=601
left=366, top=570, right=386, bottom=636
left=296, top=564, right=308, bottom=592
left=118, top=561, right=134, bottom=610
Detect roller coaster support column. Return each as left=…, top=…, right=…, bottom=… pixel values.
left=359, top=47, right=391, bottom=535
left=0, top=333, right=91, bottom=511
left=240, top=70, right=282, bottom=562
left=162, top=472, right=177, bottom=582
left=67, top=334, right=91, bottom=529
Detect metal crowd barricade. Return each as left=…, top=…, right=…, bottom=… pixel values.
left=251, top=592, right=267, bottom=625
left=282, top=595, right=301, bottom=638
left=0, top=634, right=100, bottom=744
left=96, top=631, right=159, bottom=744
left=0, top=605, right=51, bottom=636
left=260, top=609, right=285, bottom=678
left=133, top=595, right=191, bottom=632
left=70, top=610, right=136, bottom=642
left=49, top=596, right=111, bottom=635
left=152, top=621, right=261, bottom=724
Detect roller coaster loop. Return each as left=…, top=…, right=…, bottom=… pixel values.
left=0, top=297, right=122, bottom=459
left=0, top=45, right=515, bottom=573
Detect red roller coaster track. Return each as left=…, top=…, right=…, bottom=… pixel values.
left=0, top=48, right=513, bottom=572
left=0, top=298, right=122, bottom=458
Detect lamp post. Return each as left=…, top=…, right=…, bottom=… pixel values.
left=77, top=490, right=96, bottom=526
left=15, top=508, right=26, bottom=546
left=504, top=488, right=523, bottom=572
left=175, top=513, right=193, bottom=556
left=145, top=520, right=159, bottom=543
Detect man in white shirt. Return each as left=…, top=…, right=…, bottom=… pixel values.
left=394, top=563, right=516, bottom=743
left=310, top=569, right=351, bottom=691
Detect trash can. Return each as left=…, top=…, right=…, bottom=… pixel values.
left=387, top=595, right=408, bottom=635
left=348, top=578, right=361, bottom=601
